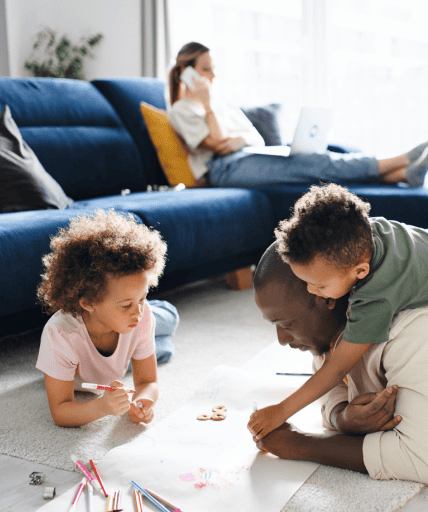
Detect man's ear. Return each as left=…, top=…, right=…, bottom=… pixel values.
left=315, top=295, right=337, bottom=310
left=355, top=262, right=370, bottom=280
left=79, top=297, right=94, bottom=314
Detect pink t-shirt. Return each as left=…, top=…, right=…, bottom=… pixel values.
left=36, top=301, right=155, bottom=394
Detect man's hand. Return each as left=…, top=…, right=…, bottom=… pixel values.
left=254, top=422, right=304, bottom=459
left=247, top=403, right=289, bottom=441
left=254, top=422, right=367, bottom=474
left=333, top=386, right=402, bottom=435
left=213, top=136, right=246, bottom=156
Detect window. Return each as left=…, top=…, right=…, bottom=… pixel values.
left=168, top=0, right=428, bottom=154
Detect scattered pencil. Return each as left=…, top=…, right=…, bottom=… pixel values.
left=87, top=481, right=93, bottom=512
left=69, top=477, right=86, bottom=512
left=131, top=481, right=176, bottom=512
left=145, top=487, right=180, bottom=511
left=133, top=489, right=144, bottom=512
left=90, top=459, right=108, bottom=497
left=276, top=372, right=313, bottom=376
left=105, top=495, right=114, bottom=512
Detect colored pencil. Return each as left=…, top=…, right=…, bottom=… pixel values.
left=90, top=459, right=108, bottom=497
left=105, top=495, right=114, bottom=512
left=133, top=489, right=144, bottom=511
left=69, top=477, right=86, bottom=512
left=131, top=481, right=171, bottom=512
left=87, top=481, right=93, bottom=512
left=276, top=372, right=313, bottom=376
left=145, top=488, right=180, bottom=511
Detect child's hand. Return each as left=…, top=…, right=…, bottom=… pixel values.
left=100, top=380, right=131, bottom=417
left=247, top=403, right=288, bottom=441
left=128, top=398, right=155, bottom=424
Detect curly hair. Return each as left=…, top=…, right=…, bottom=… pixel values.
left=37, top=209, right=167, bottom=316
left=274, top=183, right=374, bottom=269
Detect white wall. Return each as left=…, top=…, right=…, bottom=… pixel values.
left=5, top=0, right=143, bottom=79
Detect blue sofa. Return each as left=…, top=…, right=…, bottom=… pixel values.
left=2, top=77, right=428, bottom=335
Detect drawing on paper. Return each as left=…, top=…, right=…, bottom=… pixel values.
left=179, top=466, right=251, bottom=491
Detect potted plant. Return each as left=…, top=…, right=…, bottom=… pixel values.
left=24, top=27, right=103, bottom=80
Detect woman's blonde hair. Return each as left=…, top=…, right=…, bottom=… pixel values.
left=168, top=42, right=210, bottom=106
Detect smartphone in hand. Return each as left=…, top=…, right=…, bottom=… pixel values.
left=179, top=66, right=201, bottom=91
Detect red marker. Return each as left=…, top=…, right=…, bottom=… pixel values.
left=89, top=459, right=108, bottom=498
left=82, top=383, right=136, bottom=394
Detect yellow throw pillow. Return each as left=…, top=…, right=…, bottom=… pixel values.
left=140, top=102, right=202, bottom=187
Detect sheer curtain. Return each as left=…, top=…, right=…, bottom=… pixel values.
left=167, top=0, right=428, bottom=154
left=0, top=0, right=10, bottom=76
left=142, top=0, right=171, bottom=80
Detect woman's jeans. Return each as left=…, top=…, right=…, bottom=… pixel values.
left=207, top=149, right=380, bottom=188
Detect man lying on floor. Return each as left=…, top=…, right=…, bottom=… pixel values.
left=250, top=241, right=428, bottom=484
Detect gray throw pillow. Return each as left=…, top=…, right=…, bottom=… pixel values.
left=241, top=103, right=283, bottom=146
left=0, top=104, right=73, bottom=213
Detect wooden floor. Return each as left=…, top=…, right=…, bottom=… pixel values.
left=1, top=453, right=428, bottom=512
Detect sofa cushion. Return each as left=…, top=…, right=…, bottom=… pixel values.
left=257, top=183, right=428, bottom=230
left=0, top=208, right=124, bottom=316
left=140, top=102, right=199, bottom=187
left=93, top=78, right=169, bottom=186
left=0, top=78, right=145, bottom=200
left=0, top=105, right=73, bottom=213
left=72, top=188, right=275, bottom=274
left=241, top=104, right=283, bottom=146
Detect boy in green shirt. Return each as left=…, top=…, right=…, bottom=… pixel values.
left=248, top=183, right=428, bottom=441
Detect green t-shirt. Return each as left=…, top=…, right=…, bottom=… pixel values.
left=343, top=217, right=428, bottom=344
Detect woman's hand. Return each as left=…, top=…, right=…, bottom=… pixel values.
left=213, top=136, right=246, bottom=156
left=188, top=76, right=212, bottom=107
left=128, top=398, right=155, bottom=424
left=100, top=380, right=131, bottom=417
left=333, top=386, right=402, bottom=435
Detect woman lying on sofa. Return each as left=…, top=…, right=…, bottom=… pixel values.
left=167, top=42, right=428, bottom=189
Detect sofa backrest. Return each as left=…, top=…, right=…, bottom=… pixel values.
left=0, top=78, right=146, bottom=200
left=92, top=78, right=169, bottom=187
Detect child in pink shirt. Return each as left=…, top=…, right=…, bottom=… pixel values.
left=36, top=209, right=167, bottom=428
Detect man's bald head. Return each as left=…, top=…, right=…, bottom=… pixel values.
left=254, top=242, right=348, bottom=355
left=254, top=241, right=315, bottom=309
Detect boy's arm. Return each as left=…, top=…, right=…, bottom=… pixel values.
left=248, top=339, right=371, bottom=440
left=44, top=374, right=131, bottom=427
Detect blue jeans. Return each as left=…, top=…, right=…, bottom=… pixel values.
left=127, top=300, right=179, bottom=370
left=207, top=149, right=380, bottom=188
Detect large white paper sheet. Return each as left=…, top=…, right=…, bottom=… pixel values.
left=37, top=349, right=322, bottom=512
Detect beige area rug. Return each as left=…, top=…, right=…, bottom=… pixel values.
left=1, top=275, right=424, bottom=511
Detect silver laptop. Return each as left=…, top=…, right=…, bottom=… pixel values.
left=289, top=107, right=331, bottom=155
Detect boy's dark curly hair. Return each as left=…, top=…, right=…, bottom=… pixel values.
left=274, top=183, right=374, bottom=269
left=37, top=209, right=167, bottom=316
